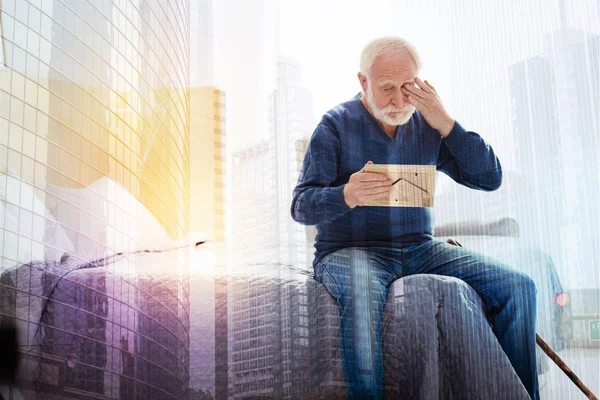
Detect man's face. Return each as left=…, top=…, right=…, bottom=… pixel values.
left=360, top=52, right=417, bottom=126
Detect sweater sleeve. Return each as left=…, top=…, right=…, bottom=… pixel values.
left=291, top=121, right=352, bottom=226
left=436, top=121, right=503, bottom=191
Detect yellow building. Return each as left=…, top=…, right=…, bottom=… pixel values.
left=190, top=86, right=226, bottom=244
left=0, top=1, right=190, bottom=261
left=111, top=87, right=191, bottom=241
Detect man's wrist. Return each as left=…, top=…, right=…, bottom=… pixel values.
left=342, top=185, right=358, bottom=208
left=439, top=119, right=455, bottom=138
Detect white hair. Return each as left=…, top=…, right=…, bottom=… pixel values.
left=359, top=37, right=422, bottom=78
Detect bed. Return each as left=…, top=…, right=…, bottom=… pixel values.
left=0, top=218, right=563, bottom=399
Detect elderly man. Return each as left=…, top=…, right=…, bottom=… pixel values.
left=291, top=37, right=539, bottom=399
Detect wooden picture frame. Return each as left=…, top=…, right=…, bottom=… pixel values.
left=362, top=164, right=437, bottom=207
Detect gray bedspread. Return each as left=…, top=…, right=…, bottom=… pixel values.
left=382, top=274, right=530, bottom=399
left=1, top=255, right=531, bottom=399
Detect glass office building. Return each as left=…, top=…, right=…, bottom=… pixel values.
left=1, top=0, right=192, bottom=398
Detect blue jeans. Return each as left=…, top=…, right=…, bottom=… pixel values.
left=313, top=239, right=539, bottom=400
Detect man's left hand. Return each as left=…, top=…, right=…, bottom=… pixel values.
left=402, top=77, right=455, bottom=138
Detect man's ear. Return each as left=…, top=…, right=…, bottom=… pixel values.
left=357, top=72, right=368, bottom=93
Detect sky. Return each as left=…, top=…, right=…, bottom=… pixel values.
left=214, top=0, right=599, bottom=157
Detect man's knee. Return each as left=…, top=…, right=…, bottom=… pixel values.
left=505, top=269, right=537, bottom=305
left=514, top=271, right=536, bottom=293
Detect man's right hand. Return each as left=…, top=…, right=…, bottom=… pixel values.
left=343, top=161, right=393, bottom=208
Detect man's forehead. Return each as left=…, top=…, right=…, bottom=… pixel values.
left=373, top=51, right=416, bottom=69
left=371, top=56, right=416, bottom=84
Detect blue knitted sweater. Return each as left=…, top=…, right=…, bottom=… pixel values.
left=291, top=94, right=502, bottom=265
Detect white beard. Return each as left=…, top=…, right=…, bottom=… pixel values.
left=365, top=88, right=416, bottom=126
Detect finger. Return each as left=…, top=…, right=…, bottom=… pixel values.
left=406, top=93, right=428, bottom=111
left=355, top=172, right=391, bottom=182
left=361, top=189, right=394, bottom=202
left=415, top=77, right=435, bottom=95
left=355, top=170, right=389, bottom=182
left=359, top=160, right=374, bottom=172
left=359, top=186, right=393, bottom=198
left=402, top=83, right=429, bottom=101
left=358, top=181, right=393, bottom=190
left=424, top=79, right=437, bottom=93
left=356, top=185, right=392, bottom=196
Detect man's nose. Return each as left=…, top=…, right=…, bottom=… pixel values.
left=394, top=89, right=409, bottom=108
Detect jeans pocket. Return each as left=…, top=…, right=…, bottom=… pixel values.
left=318, top=262, right=342, bottom=302
left=313, top=263, right=324, bottom=283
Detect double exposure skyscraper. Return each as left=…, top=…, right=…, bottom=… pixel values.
left=229, top=57, right=314, bottom=399
left=509, top=21, right=599, bottom=289
left=1, top=0, right=194, bottom=398
left=188, top=0, right=229, bottom=398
